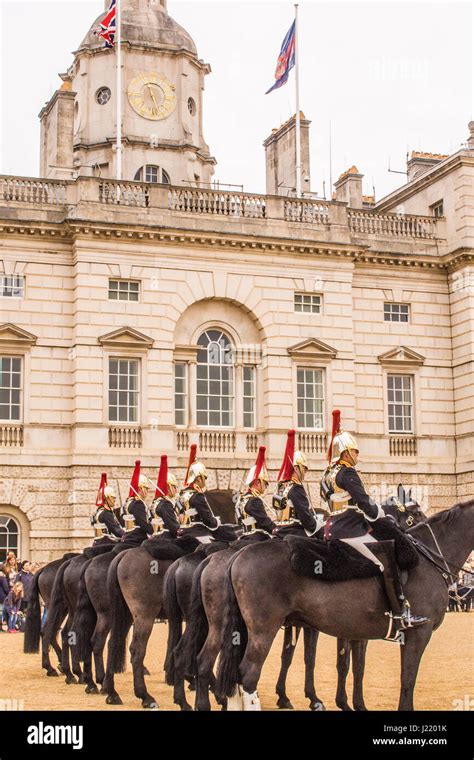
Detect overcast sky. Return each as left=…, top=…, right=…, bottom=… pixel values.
left=0, top=0, right=472, bottom=200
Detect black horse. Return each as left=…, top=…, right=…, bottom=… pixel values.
left=216, top=500, right=474, bottom=711
left=178, top=486, right=425, bottom=711
left=23, top=553, right=79, bottom=676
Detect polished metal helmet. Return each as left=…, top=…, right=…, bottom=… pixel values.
left=293, top=450, right=308, bottom=470
left=331, top=431, right=359, bottom=464
left=187, top=461, right=207, bottom=485
left=167, top=473, right=178, bottom=488
left=103, top=485, right=115, bottom=499
left=138, top=474, right=151, bottom=489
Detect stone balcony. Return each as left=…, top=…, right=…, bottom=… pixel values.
left=0, top=175, right=447, bottom=258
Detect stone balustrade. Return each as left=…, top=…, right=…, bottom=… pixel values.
left=0, top=425, right=24, bottom=447
left=0, top=175, right=443, bottom=243
left=108, top=427, right=142, bottom=448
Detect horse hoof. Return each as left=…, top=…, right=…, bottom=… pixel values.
left=277, top=697, right=294, bottom=710
left=354, top=704, right=368, bottom=712
left=180, top=703, right=193, bottom=712
left=57, top=665, right=65, bottom=674
left=142, top=699, right=158, bottom=709
left=85, top=685, right=99, bottom=695
left=77, top=675, right=85, bottom=685
left=310, top=700, right=325, bottom=711
left=46, top=670, right=59, bottom=678
left=106, top=694, right=123, bottom=706
left=336, top=702, right=352, bottom=711
left=65, top=676, right=78, bottom=685
left=143, top=667, right=150, bottom=676
left=187, top=681, right=196, bottom=692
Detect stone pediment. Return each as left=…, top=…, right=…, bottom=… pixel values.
left=0, top=323, right=37, bottom=347
left=288, top=338, right=337, bottom=362
left=378, top=345, right=425, bottom=367
left=98, top=326, right=154, bottom=350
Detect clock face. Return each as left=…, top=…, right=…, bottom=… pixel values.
left=127, top=72, right=177, bottom=121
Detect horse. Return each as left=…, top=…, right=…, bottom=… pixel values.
left=23, top=553, right=79, bottom=676
left=216, top=500, right=473, bottom=711
left=42, top=545, right=113, bottom=685
left=180, top=486, right=425, bottom=711
left=71, top=490, right=233, bottom=701
left=100, top=537, right=197, bottom=708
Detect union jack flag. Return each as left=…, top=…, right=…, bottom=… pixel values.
left=265, top=20, right=296, bottom=94
left=97, top=0, right=116, bottom=48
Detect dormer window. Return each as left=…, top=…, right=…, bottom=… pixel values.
left=134, top=165, right=170, bottom=184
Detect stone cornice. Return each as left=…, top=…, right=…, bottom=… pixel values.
left=0, top=219, right=470, bottom=270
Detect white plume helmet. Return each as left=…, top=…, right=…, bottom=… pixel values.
left=103, top=485, right=115, bottom=498
left=187, top=461, right=207, bottom=484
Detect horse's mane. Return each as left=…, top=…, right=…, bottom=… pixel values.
left=409, top=499, right=474, bottom=533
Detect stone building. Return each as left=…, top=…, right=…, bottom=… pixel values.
left=0, top=0, right=472, bottom=561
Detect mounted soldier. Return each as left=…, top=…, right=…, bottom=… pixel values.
left=121, top=459, right=154, bottom=546
left=149, top=455, right=180, bottom=539
left=177, top=444, right=238, bottom=542
left=235, top=446, right=276, bottom=538
left=320, top=409, right=429, bottom=637
left=272, top=430, right=323, bottom=537
left=91, top=472, right=125, bottom=546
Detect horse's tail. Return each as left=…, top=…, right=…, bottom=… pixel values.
left=72, top=560, right=96, bottom=662
left=107, top=552, right=132, bottom=674
left=163, top=561, right=183, bottom=685
left=216, top=553, right=247, bottom=700
left=24, top=568, right=43, bottom=653
left=182, top=557, right=210, bottom=679
left=42, top=560, right=70, bottom=644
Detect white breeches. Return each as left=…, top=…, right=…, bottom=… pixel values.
left=340, top=534, right=384, bottom=571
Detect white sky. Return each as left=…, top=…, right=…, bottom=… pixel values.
left=0, top=0, right=472, bottom=200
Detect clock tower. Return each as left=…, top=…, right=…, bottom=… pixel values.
left=39, top=0, right=216, bottom=185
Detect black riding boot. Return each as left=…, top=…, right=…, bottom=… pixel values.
left=374, top=540, right=429, bottom=642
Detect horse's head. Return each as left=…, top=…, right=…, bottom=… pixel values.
left=384, top=484, right=427, bottom=529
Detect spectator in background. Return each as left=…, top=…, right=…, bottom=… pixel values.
left=0, top=568, right=10, bottom=630
left=15, top=561, right=33, bottom=612
left=3, top=581, right=23, bottom=632
left=4, top=554, right=18, bottom=588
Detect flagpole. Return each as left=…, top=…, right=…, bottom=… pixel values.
left=116, top=0, right=122, bottom=181
left=294, top=4, right=301, bottom=198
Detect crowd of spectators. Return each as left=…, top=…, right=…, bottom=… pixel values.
left=0, top=552, right=45, bottom=633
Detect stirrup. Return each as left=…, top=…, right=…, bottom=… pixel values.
left=384, top=612, right=406, bottom=644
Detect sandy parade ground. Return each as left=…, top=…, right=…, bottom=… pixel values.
left=0, top=613, right=472, bottom=712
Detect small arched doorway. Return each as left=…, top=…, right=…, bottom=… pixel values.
left=0, top=515, right=20, bottom=563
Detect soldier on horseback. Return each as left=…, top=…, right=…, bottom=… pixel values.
left=320, top=409, right=429, bottom=637
left=177, top=445, right=238, bottom=542
left=235, top=446, right=276, bottom=537
left=272, top=430, right=323, bottom=537
left=121, top=459, right=154, bottom=546
left=150, top=455, right=180, bottom=538
left=91, top=472, right=125, bottom=545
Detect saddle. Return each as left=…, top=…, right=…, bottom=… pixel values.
left=286, top=518, right=418, bottom=582
left=82, top=543, right=116, bottom=559
left=141, top=537, right=188, bottom=561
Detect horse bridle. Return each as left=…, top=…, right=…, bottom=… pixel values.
left=407, top=523, right=466, bottom=586
left=392, top=497, right=418, bottom=527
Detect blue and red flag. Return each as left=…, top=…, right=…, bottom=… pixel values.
left=97, top=0, right=116, bottom=48
left=265, top=19, right=296, bottom=94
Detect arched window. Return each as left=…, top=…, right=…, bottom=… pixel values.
left=0, top=515, right=19, bottom=563
left=196, top=330, right=234, bottom=427
left=134, top=165, right=170, bottom=184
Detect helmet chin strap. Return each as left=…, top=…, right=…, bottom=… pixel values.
left=345, top=450, right=357, bottom=467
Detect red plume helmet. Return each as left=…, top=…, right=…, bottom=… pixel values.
left=155, top=455, right=168, bottom=499
left=128, top=459, right=141, bottom=498
left=96, top=472, right=107, bottom=508
left=277, top=430, right=296, bottom=482
left=327, top=410, right=341, bottom=463
left=251, top=446, right=267, bottom=486
left=184, top=444, right=197, bottom=487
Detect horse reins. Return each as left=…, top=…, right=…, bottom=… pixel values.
left=407, top=524, right=466, bottom=586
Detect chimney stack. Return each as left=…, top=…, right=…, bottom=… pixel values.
left=334, top=166, right=363, bottom=208
left=406, top=151, right=448, bottom=182
left=263, top=112, right=311, bottom=196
